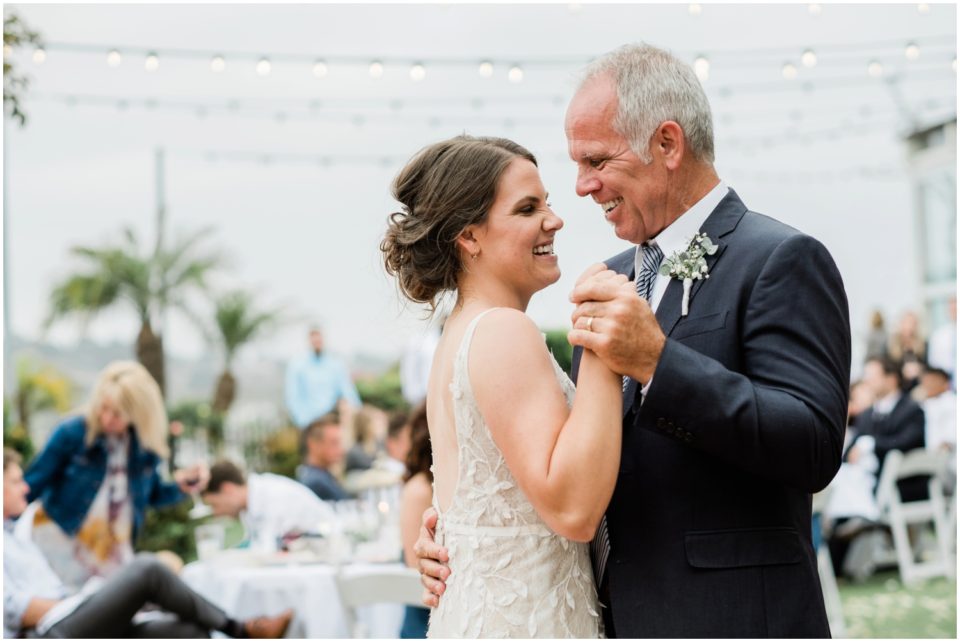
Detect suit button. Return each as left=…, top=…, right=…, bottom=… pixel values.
left=657, top=418, right=666, bottom=429
left=684, top=433, right=694, bottom=443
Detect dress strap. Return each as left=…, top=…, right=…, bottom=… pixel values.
left=453, top=308, right=503, bottom=394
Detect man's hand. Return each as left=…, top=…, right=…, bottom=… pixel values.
left=568, top=266, right=666, bottom=383
left=414, top=507, right=450, bottom=608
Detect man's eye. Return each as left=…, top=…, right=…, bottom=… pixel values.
left=589, top=159, right=605, bottom=169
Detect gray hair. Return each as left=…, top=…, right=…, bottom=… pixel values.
left=580, top=43, right=715, bottom=165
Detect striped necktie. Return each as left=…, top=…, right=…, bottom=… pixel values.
left=592, top=241, right=664, bottom=592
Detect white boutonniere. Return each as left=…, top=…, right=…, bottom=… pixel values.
left=658, top=233, right=718, bottom=317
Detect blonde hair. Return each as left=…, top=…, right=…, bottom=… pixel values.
left=84, top=361, right=169, bottom=458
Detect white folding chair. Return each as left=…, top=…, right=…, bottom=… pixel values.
left=812, top=488, right=846, bottom=638
left=875, top=448, right=955, bottom=586
left=335, top=565, right=423, bottom=638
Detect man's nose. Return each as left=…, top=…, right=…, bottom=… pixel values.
left=575, top=170, right=600, bottom=198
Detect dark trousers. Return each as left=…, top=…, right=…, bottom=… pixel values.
left=43, top=556, right=228, bottom=638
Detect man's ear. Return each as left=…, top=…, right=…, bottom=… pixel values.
left=654, top=121, right=685, bottom=171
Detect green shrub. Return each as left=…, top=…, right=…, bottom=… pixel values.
left=543, top=329, right=574, bottom=375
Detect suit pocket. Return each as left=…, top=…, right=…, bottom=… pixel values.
left=684, top=527, right=803, bottom=569
left=671, top=310, right=727, bottom=340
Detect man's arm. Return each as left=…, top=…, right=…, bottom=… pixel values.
left=5, top=565, right=59, bottom=633
left=640, top=234, right=850, bottom=492
left=572, top=234, right=850, bottom=493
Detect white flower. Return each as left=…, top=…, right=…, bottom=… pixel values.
left=658, top=233, right=718, bottom=317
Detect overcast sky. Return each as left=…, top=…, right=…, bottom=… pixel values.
left=4, top=2, right=957, bottom=369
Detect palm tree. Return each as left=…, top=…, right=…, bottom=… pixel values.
left=12, top=357, right=72, bottom=456
left=46, top=226, right=221, bottom=396
left=211, top=290, right=283, bottom=414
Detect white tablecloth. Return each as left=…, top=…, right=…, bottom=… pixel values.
left=182, top=558, right=407, bottom=638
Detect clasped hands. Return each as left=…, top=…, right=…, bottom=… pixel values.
left=415, top=263, right=667, bottom=605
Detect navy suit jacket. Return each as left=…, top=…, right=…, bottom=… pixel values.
left=572, top=189, right=851, bottom=637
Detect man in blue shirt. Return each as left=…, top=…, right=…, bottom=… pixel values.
left=296, top=413, right=352, bottom=501
left=285, top=326, right=362, bottom=429
left=3, top=448, right=292, bottom=638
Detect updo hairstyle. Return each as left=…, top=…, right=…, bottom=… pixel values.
left=381, top=135, right=537, bottom=310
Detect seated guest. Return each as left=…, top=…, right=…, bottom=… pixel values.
left=3, top=448, right=292, bottom=638
left=851, top=356, right=926, bottom=500
left=381, top=411, right=412, bottom=477
left=921, top=366, right=957, bottom=493
left=201, top=461, right=335, bottom=547
left=345, top=405, right=387, bottom=473
left=398, top=403, right=432, bottom=638
left=296, top=414, right=351, bottom=501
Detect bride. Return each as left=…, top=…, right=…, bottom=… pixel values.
left=381, top=135, right=624, bottom=638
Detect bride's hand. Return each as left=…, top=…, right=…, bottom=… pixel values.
left=413, top=507, right=450, bottom=607
left=569, top=272, right=665, bottom=384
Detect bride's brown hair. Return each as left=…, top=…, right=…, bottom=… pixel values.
left=381, top=135, right=537, bottom=310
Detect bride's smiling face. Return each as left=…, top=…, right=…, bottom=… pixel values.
left=467, top=158, right=564, bottom=298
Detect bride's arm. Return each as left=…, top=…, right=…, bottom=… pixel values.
left=470, top=308, right=622, bottom=542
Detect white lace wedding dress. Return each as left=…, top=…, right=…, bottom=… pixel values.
left=427, top=309, right=601, bottom=638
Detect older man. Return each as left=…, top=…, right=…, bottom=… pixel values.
left=2, top=449, right=291, bottom=638
left=417, top=43, right=850, bottom=638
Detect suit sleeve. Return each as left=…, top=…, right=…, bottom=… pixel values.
left=873, top=405, right=925, bottom=462
left=641, top=233, right=850, bottom=493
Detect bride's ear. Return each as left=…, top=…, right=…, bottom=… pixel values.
left=457, top=227, right=481, bottom=261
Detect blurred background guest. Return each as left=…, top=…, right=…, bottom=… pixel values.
left=201, top=460, right=334, bottom=550
left=865, top=309, right=889, bottom=361
left=296, top=413, right=351, bottom=501
left=398, top=402, right=431, bottom=639
left=400, top=314, right=446, bottom=406
left=285, top=325, right=361, bottom=431
left=4, top=449, right=292, bottom=639
left=23, top=361, right=207, bottom=590
left=382, top=411, right=412, bottom=477
left=888, top=310, right=927, bottom=393
left=921, top=366, right=956, bottom=494
left=345, top=404, right=388, bottom=473
left=853, top=356, right=926, bottom=500
left=927, top=297, right=957, bottom=387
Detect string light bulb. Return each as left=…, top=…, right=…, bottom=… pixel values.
left=369, top=60, right=384, bottom=78
left=688, top=3, right=702, bottom=15
left=3, top=44, right=12, bottom=59
left=32, top=47, right=46, bottom=64
left=867, top=60, right=883, bottom=78
left=410, top=62, right=426, bottom=81
left=801, top=49, right=817, bottom=68
left=508, top=65, right=524, bottom=83
left=313, top=60, right=328, bottom=78
left=917, top=3, right=930, bottom=13
left=478, top=61, right=494, bottom=78
left=144, top=52, right=159, bottom=72
left=781, top=62, right=798, bottom=80
left=693, top=55, right=709, bottom=81
left=808, top=3, right=822, bottom=15
left=904, top=42, right=920, bottom=60
left=210, top=55, right=226, bottom=73
left=106, top=49, right=122, bottom=67
left=256, top=57, right=272, bottom=76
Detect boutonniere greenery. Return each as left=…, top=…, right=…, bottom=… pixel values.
left=658, top=233, right=718, bottom=317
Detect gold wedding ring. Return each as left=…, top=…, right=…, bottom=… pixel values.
left=586, top=316, right=594, bottom=332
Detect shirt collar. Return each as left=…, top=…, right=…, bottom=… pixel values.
left=874, top=390, right=902, bottom=415
left=635, top=180, right=728, bottom=275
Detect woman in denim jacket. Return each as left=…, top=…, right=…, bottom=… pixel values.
left=23, top=361, right=207, bottom=589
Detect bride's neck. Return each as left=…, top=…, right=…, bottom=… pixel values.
left=454, top=279, right=531, bottom=315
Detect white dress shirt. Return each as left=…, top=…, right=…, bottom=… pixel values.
left=242, top=473, right=336, bottom=549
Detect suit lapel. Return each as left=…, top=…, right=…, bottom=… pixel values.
left=655, top=189, right=746, bottom=338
